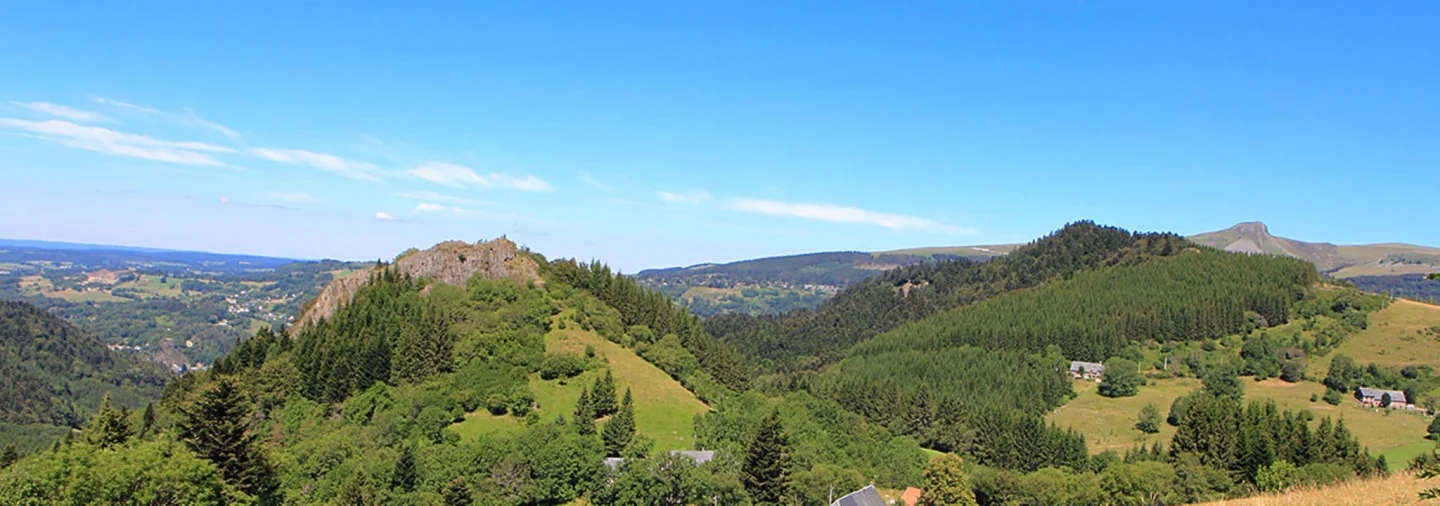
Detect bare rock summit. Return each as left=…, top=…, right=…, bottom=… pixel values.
left=295, top=237, right=540, bottom=329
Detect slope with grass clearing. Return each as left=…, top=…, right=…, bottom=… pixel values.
left=451, top=312, right=709, bottom=452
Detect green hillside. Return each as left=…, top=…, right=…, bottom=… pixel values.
left=708, top=221, right=1192, bottom=373
left=3, top=228, right=1417, bottom=505
left=451, top=310, right=710, bottom=452
left=0, top=300, right=168, bottom=452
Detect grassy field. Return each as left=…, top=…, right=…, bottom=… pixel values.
left=1245, top=379, right=1432, bottom=456
left=1332, top=263, right=1440, bottom=278
left=1047, top=378, right=1201, bottom=454
left=1382, top=441, right=1437, bottom=473
left=1199, top=472, right=1432, bottom=506
left=1310, top=299, right=1440, bottom=375
left=1050, top=377, right=1435, bottom=458
left=450, top=321, right=710, bottom=452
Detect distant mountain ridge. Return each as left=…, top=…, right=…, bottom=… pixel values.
left=1188, top=221, right=1440, bottom=277
left=639, top=221, right=1440, bottom=316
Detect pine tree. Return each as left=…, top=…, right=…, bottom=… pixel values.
left=393, top=444, right=417, bottom=492
left=602, top=388, right=636, bottom=457
left=743, top=410, right=792, bottom=504
left=920, top=453, right=978, bottom=506
left=592, top=370, right=618, bottom=417
left=0, top=444, right=17, bottom=468
left=178, top=378, right=278, bottom=502
left=138, top=402, right=156, bottom=439
left=575, top=388, right=597, bottom=436
left=85, top=393, right=133, bottom=449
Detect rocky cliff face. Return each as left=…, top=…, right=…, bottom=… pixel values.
left=295, top=237, right=540, bottom=329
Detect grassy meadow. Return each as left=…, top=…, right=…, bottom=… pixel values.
left=1310, top=299, right=1440, bottom=373
left=1198, top=472, right=1433, bottom=506
left=1050, top=377, right=1435, bottom=460
left=451, top=319, right=710, bottom=452
left=1047, top=378, right=1201, bottom=454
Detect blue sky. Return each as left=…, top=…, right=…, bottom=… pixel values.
left=0, top=2, right=1435, bottom=271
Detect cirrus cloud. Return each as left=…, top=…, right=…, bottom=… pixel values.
left=725, top=198, right=976, bottom=234
left=11, top=102, right=111, bottom=122
left=374, top=211, right=398, bottom=221
left=251, top=148, right=381, bottom=182
left=0, top=118, right=232, bottom=166
left=408, top=162, right=552, bottom=191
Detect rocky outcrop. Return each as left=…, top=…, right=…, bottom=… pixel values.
left=294, top=237, right=540, bottom=330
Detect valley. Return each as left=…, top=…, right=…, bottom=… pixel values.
left=4, top=224, right=1440, bottom=505
left=0, top=239, right=368, bottom=370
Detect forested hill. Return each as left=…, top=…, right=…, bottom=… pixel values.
left=0, top=301, right=167, bottom=448
left=705, top=221, right=1191, bottom=372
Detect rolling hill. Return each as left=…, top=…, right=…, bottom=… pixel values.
left=639, top=221, right=1439, bottom=317
left=0, top=300, right=169, bottom=452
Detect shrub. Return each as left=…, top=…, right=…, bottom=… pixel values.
left=540, top=352, right=586, bottom=380
left=509, top=388, right=535, bottom=417
left=1255, top=460, right=1299, bottom=492
left=486, top=393, right=509, bottom=416
left=1323, top=389, right=1343, bottom=406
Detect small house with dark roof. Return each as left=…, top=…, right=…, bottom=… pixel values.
left=601, top=451, right=716, bottom=472
left=1357, top=387, right=1410, bottom=408
left=670, top=450, right=714, bottom=465
left=1069, top=361, right=1106, bottom=381
left=832, top=484, right=885, bottom=506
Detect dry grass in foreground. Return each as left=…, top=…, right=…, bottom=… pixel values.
left=1199, top=472, right=1432, bottom=506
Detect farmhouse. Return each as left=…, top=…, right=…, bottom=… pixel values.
left=1356, top=387, right=1410, bottom=408
left=602, top=450, right=715, bottom=471
left=831, top=484, right=885, bottom=506
left=1069, top=361, right=1106, bottom=381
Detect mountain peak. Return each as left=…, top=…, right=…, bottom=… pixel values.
left=1227, top=221, right=1271, bottom=236
left=295, top=237, right=540, bottom=329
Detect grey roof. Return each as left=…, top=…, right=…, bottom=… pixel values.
left=832, top=485, right=885, bottom=506
left=1358, top=387, right=1407, bottom=403
left=669, top=450, right=715, bottom=466
left=603, top=458, right=624, bottom=470
left=1070, top=361, right=1105, bottom=373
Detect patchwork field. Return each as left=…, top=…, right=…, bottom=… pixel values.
left=450, top=320, right=710, bottom=452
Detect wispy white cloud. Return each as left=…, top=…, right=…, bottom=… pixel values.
left=408, top=162, right=552, bottom=191
left=88, top=97, right=239, bottom=139
left=184, top=108, right=240, bottom=139
left=0, top=118, right=232, bottom=166
left=91, top=97, right=161, bottom=115
left=658, top=190, right=712, bottom=205
left=397, top=190, right=491, bottom=206
left=11, top=102, right=111, bottom=122
left=411, top=202, right=535, bottom=223
left=269, top=191, right=319, bottom=202
left=374, top=211, right=398, bottom=221
left=725, top=198, right=976, bottom=234
left=251, top=148, right=381, bottom=182
left=413, top=202, right=448, bottom=213
left=579, top=170, right=614, bottom=193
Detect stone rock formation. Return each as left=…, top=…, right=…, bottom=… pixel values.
left=294, top=237, right=540, bottom=329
